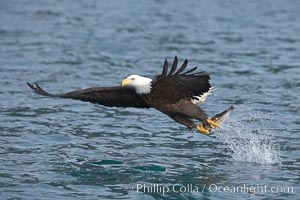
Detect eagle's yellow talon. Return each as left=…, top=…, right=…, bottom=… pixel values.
left=207, top=118, right=221, bottom=128
left=197, top=124, right=210, bottom=135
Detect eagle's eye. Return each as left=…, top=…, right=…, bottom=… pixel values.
left=131, top=78, right=136, bottom=81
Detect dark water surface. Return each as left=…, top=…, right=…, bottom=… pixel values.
left=1, top=0, right=300, bottom=199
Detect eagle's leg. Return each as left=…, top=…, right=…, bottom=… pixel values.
left=169, top=114, right=196, bottom=129
left=176, top=105, right=219, bottom=135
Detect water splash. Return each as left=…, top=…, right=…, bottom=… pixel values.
left=216, top=111, right=281, bottom=165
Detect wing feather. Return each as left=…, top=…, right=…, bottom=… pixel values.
left=167, top=56, right=178, bottom=77
left=181, top=66, right=198, bottom=75
left=174, top=59, right=188, bottom=75
left=27, top=82, right=150, bottom=108
left=161, top=58, right=168, bottom=77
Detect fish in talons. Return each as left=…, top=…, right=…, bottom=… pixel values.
left=197, top=106, right=234, bottom=135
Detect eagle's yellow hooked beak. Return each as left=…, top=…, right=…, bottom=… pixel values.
left=122, top=78, right=129, bottom=87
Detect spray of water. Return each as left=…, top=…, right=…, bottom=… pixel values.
left=215, top=111, right=281, bottom=165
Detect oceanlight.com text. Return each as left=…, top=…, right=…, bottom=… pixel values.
left=134, top=183, right=294, bottom=196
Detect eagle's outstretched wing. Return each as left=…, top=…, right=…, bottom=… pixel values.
left=27, top=82, right=150, bottom=108
left=150, top=56, right=212, bottom=104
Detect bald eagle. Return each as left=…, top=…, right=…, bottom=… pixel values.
left=27, top=56, right=231, bottom=135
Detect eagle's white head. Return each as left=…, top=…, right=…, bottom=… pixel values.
left=122, top=75, right=152, bottom=94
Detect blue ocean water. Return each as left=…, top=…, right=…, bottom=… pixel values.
left=0, top=0, right=299, bottom=199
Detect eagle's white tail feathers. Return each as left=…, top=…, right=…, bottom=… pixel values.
left=191, top=87, right=217, bottom=104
